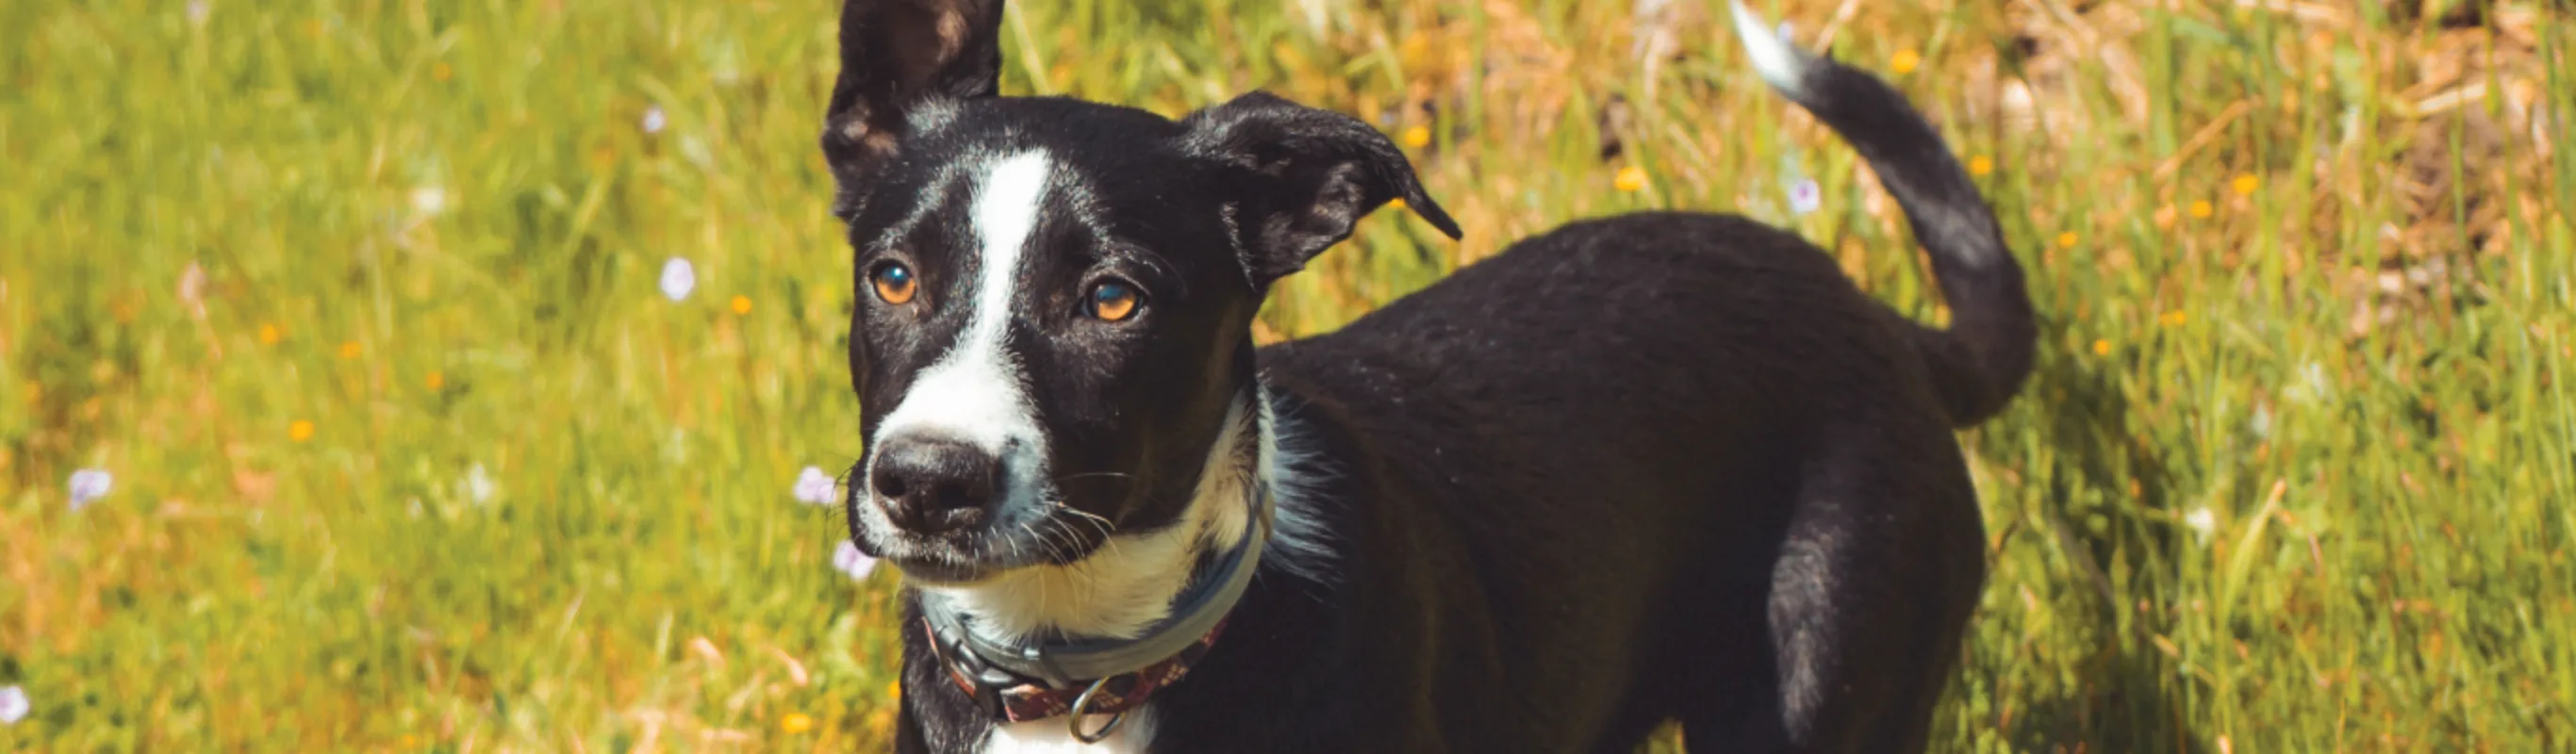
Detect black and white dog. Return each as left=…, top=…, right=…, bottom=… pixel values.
left=825, top=0, right=2034, bottom=750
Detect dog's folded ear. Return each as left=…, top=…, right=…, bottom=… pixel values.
left=1179, top=92, right=1461, bottom=283
left=821, top=0, right=1006, bottom=218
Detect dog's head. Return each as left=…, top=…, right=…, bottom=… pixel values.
left=825, top=0, right=1458, bottom=585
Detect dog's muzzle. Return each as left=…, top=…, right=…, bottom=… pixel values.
left=869, top=433, right=1000, bottom=534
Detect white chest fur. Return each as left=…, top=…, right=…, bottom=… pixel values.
left=982, top=709, right=1155, bottom=753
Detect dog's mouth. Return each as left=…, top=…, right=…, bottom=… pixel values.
left=862, top=504, right=1116, bottom=585
left=880, top=549, right=997, bottom=585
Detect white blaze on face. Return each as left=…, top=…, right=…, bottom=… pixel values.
left=876, top=149, right=1244, bottom=653
left=870, top=150, right=1055, bottom=507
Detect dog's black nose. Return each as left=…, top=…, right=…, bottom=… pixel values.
left=869, top=435, right=999, bottom=533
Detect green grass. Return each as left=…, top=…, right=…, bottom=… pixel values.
left=3, top=0, right=2570, bottom=750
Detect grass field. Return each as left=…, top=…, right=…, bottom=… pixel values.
left=4, top=0, right=2572, bottom=750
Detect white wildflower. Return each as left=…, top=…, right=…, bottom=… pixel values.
left=641, top=106, right=668, bottom=135
left=464, top=463, right=495, bottom=505
left=793, top=466, right=837, bottom=506
left=659, top=257, right=696, bottom=302
left=68, top=468, right=112, bottom=511
left=410, top=186, right=448, bottom=217
left=2184, top=507, right=2217, bottom=541
left=187, top=1, right=210, bottom=25
left=833, top=539, right=879, bottom=581
left=0, top=684, right=27, bottom=725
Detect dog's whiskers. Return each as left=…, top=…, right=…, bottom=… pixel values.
left=1024, top=519, right=1071, bottom=564
left=1046, top=499, right=1117, bottom=536
left=1034, top=501, right=1119, bottom=596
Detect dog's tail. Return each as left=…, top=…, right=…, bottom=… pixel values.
left=1727, top=2, right=2038, bottom=427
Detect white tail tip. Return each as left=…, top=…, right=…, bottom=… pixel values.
left=1727, top=1, right=1815, bottom=97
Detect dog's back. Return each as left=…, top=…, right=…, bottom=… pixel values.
left=1226, top=9, right=2034, bottom=751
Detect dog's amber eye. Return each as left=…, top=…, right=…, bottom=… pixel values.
left=1087, top=281, right=1142, bottom=322
left=872, top=263, right=916, bottom=304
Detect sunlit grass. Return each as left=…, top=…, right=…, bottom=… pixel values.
left=3, top=0, right=2570, bottom=750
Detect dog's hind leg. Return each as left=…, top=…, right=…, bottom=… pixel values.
left=1682, top=426, right=1986, bottom=753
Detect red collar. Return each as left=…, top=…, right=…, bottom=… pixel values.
left=923, top=616, right=1229, bottom=724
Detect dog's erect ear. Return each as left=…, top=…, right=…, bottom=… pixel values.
left=820, top=0, right=1006, bottom=217
left=1179, top=92, right=1461, bottom=283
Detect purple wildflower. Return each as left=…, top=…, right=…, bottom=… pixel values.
left=833, top=539, right=879, bottom=581
left=68, top=468, right=111, bottom=511
left=793, top=466, right=837, bottom=506
left=1787, top=178, right=1822, bottom=215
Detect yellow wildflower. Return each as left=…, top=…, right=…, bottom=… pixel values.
left=1400, top=125, right=1431, bottom=149
left=780, top=713, right=816, bottom=735
left=1967, top=156, right=1993, bottom=177
left=1614, top=166, right=1648, bottom=193
left=2231, top=173, right=2259, bottom=196
left=2091, top=339, right=2112, bottom=356
left=2056, top=232, right=2078, bottom=249
left=289, top=419, right=316, bottom=442
left=1890, top=49, right=1921, bottom=75
left=731, top=295, right=753, bottom=315
left=258, top=323, right=283, bottom=344
left=2188, top=200, right=2214, bottom=219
